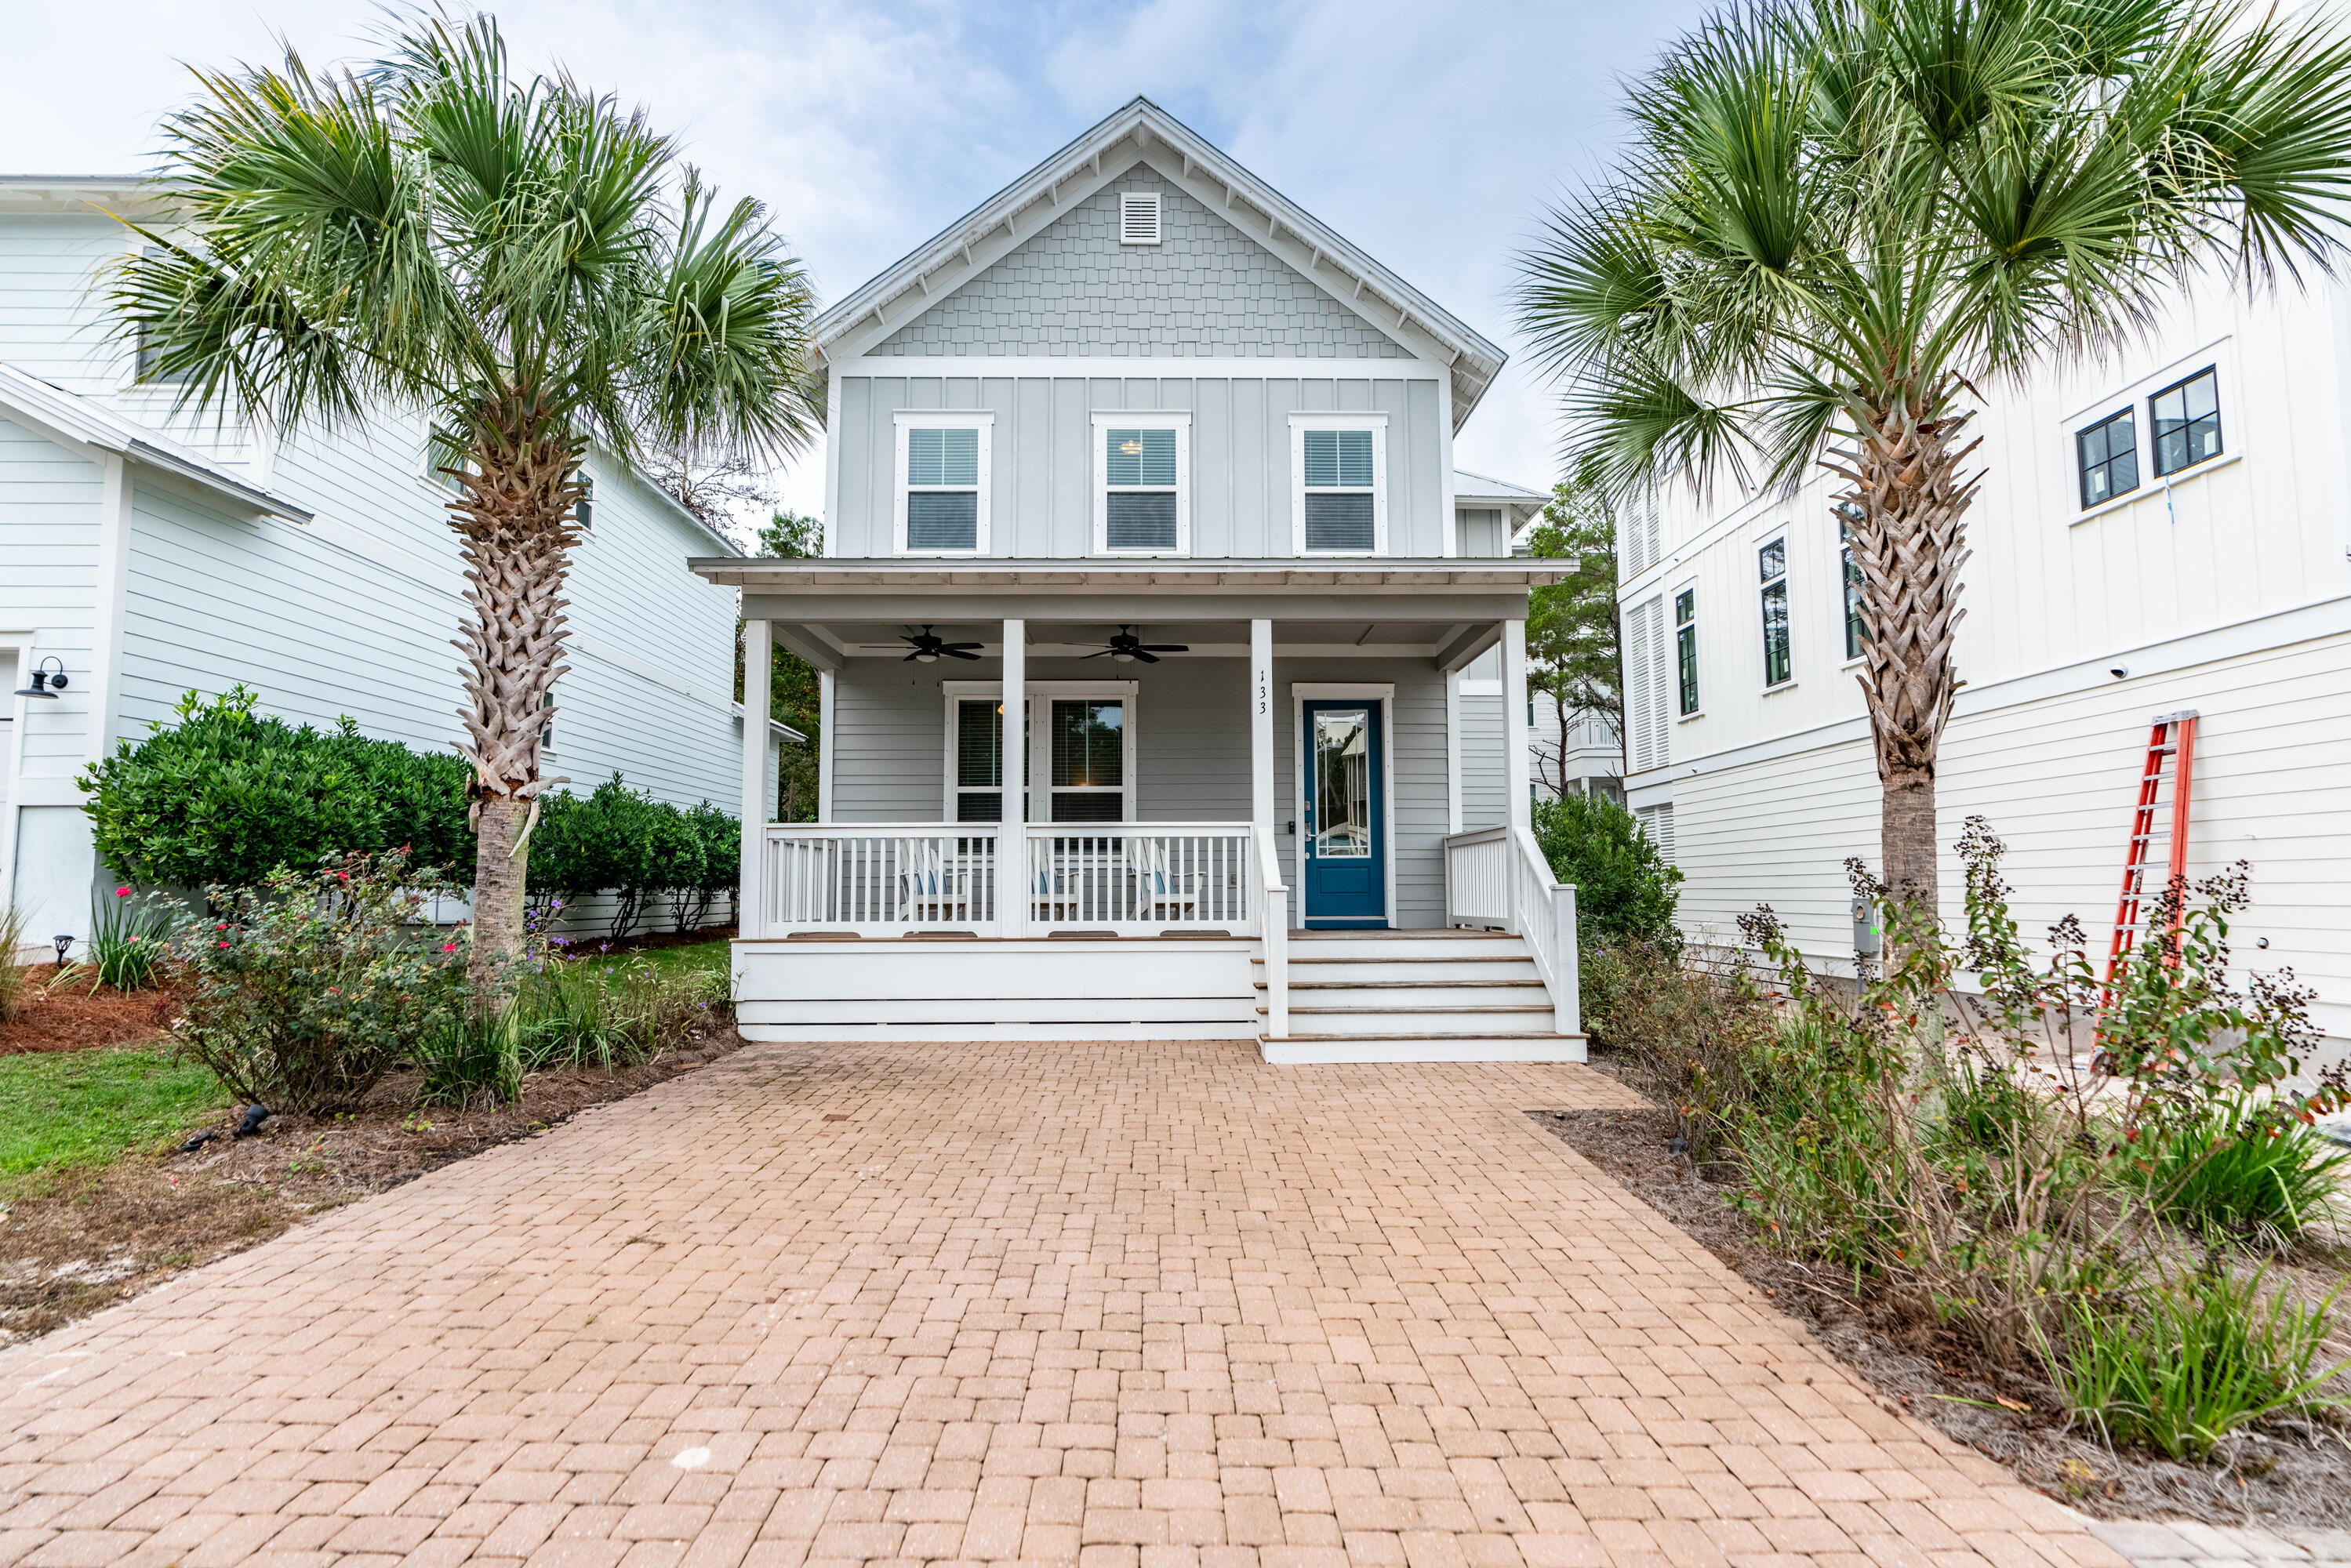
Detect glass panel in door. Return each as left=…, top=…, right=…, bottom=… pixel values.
left=1300, top=699, right=1386, bottom=927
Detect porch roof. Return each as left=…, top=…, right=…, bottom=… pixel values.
left=692, top=557, right=1573, bottom=593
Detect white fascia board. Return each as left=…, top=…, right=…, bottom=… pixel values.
left=838, top=355, right=1443, bottom=380
left=0, top=363, right=310, bottom=521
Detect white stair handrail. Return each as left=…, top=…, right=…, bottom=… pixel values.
left=1510, top=824, right=1581, bottom=1036
left=1253, top=819, right=1289, bottom=1038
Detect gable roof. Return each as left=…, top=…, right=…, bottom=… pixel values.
left=0, top=361, right=312, bottom=521
left=815, top=98, right=1507, bottom=430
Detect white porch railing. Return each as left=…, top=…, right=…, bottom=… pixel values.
left=1444, top=824, right=1581, bottom=1035
left=1254, top=819, right=1288, bottom=1038
left=757, top=822, right=1264, bottom=939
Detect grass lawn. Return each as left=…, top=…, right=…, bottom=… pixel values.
left=0, top=1048, right=226, bottom=1198
left=603, top=939, right=731, bottom=980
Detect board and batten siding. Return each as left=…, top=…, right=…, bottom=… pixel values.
left=831, top=373, right=1447, bottom=559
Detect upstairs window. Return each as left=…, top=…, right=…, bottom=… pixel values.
left=1291, top=415, right=1387, bottom=555
left=1093, top=415, right=1190, bottom=554
left=2077, top=408, right=2138, bottom=509
left=2150, top=367, right=2222, bottom=476
left=1759, top=537, right=1792, bottom=687
left=1119, top=191, right=1162, bottom=245
left=1673, top=588, right=1699, bottom=715
left=572, top=472, right=594, bottom=531
left=130, top=249, right=193, bottom=386
left=895, top=413, right=992, bottom=554
left=1839, top=520, right=1868, bottom=659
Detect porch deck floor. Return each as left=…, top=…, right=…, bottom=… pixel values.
left=0, top=1042, right=2122, bottom=1568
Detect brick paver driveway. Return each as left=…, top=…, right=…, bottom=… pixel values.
left=0, top=1043, right=2124, bottom=1568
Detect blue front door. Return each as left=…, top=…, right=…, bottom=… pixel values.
left=1301, top=699, right=1386, bottom=927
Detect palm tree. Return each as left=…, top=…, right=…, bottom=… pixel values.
left=1518, top=0, right=2351, bottom=915
left=109, top=17, right=818, bottom=991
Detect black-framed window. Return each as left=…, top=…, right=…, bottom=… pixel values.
left=2077, top=408, right=2138, bottom=509
left=1838, top=521, right=1867, bottom=659
left=954, top=699, right=1003, bottom=822
left=1759, top=539, right=1792, bottom=687
left=1673, top=588, right=1699, bottom=716
left=2150, top=368, right=2222, bottom=477
left=1049, top=699, right=1125, bottom=822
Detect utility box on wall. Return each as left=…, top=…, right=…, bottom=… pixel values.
left=1852, top=895, right=1882, bottom=957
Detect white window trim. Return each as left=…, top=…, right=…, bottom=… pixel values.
left=1091, top=411, right=1192, bottom=557
left=893, top=410, right=994, bottom=557
left=1288, top=411, right=1390, bottom=558
left=941, top=679, right=1139, bottom=823
left=1290, top=682, right=1399, bottom=929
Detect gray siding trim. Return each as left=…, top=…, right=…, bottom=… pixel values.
left=1458, top=690, right=1507, bottom=829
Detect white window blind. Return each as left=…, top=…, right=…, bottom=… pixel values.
left=1119, top=191, right=1162, bottom=245
left=1623, top=593, right=1670, bottom=773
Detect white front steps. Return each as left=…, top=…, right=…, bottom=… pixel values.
left=1256, top=930, right=1586, bottom=1064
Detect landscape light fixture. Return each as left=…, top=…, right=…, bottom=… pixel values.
left=13, top=656, right=67, bottom=699
left=52, top=935, right=73, bottom=968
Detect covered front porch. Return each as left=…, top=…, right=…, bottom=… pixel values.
left=693, top=558, right=1583, bottom=1056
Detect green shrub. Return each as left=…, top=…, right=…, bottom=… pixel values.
left=2052, top=1263, right=2342, bottom=1458
left=1580, top=939, right=1774, bottom=1162
left=1532, top=793, right=1682, bottom=947
left=667, top=800, right=738, bottom=933
left=172, top=851, right=466, bottom=1112
left=518, top=953, right=727, bottom=1069
left=2132, top=1096, right=2349, bottom=1240
left=529, top=776, right=732, bottom=940
left=81, top=686, right=471, bottom=889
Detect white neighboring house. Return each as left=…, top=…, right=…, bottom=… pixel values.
left=0, top=176, right=792, bottom=958
left=1617, top=270, right=2351, bottom=1039
left=696, top=99, right=1582, bottom=1062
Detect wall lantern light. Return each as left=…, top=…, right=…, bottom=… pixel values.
left=14, top=656, right=67, bottom=699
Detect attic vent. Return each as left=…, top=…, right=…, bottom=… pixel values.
left=1119, top=191, right=1162, bottom=245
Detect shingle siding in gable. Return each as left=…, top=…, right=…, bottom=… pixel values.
left=871, top=167, right=1408, bottom=359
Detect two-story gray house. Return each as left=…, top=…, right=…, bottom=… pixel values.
left=698, top=100, right=1579, bottom=1061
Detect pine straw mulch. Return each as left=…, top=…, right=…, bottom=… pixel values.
left=1535, top=1059, right=2351, bottom=1530
left=0, top=967, right=176, bottom=1055
left=0, top=1022, right=747, bottom=1348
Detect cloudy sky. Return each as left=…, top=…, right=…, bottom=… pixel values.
left=4, top=0, right=1713, bottom=524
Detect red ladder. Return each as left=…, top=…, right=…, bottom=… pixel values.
left=2102, top=710, right=2198, bottom=1000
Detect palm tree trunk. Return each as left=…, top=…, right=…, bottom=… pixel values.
left=1829, top=381, right=1978, bottom=921
left=448, top=397, right=582, bottom=1000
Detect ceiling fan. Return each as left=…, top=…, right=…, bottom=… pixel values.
left=1084, top=626, right=1189, bottom=664
left=883, top=626, right=983, bottom=662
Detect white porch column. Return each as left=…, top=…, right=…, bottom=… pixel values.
left=1503, top=618, right=1533, bottom=840
left=1250, top=619, right=1274, bottom=831
left=816, top=668, right=835, bottom=821
left=739, top=617, right=772, bottom=939
left=1000, top=619, right=1026, bottom=938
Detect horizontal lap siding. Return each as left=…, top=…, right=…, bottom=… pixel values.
left=1674, top=631, right=2351, bottom=1036
left=120, top=423, right=742, bottom=814
left=0, top=216, right=126, bottom=389
left=0, top=416, right=102, bottom=774
left=1458, top=691, right=1506, bottom=830
left=834, top=373, right=1441, bottom=557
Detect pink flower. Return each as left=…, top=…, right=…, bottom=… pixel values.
left=442, top=942, right=457, bottom=953
left=216, top=940, right=229, bottom=949
left=116, top=886, right=131, bottom=897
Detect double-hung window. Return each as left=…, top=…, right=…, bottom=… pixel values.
left=2150, top=367, right=2222, bottom=477
left=952, top=697, right=1007, bottom=822
left=2077, top=408, right=2138, bottom=509
left=1838, top=519, right=1867, bottom=659
left=1758, top=537, right=1792, bottom=688
left=1093, top=413, right=1190, bottom=554
left=895, top=412, right=992, bottom=554
left=1673, top=588, right=1699, bottom=716
left=1289, top=412, right=1387, bottom=555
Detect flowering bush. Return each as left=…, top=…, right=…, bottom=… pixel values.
left=171, top=851, right=466, bottom=1112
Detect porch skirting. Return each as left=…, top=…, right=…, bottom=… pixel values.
left=733, top=936, right=1259, bottom=1042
